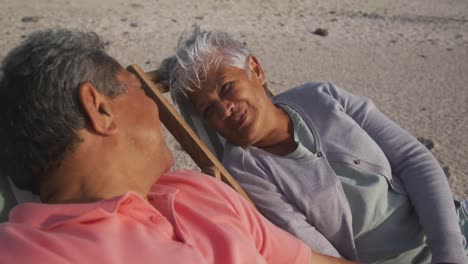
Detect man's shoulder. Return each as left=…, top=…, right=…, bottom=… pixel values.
left=155, top=170, right=255, bottom=217
left=158, top=169, right=219, bottom=185
left=156, top=170, right=240, bottom=201
left=0, top=221, right=42, bottom=257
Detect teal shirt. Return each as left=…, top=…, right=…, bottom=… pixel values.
left=281, top=105, right=431, bottom=263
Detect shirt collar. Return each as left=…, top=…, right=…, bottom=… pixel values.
left=9, top=174, right=181, bottom=229
left=9, top=191, right=158, bottom=229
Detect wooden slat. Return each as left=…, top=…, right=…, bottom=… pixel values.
left=201, top=166, right=222, bottom=181
left=127, top=64, right=254, bottom=206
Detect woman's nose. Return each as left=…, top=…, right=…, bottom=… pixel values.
left=218, top=100, right=234, bottom=120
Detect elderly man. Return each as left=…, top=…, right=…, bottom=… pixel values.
left=0, top=29, right=356, bottom=264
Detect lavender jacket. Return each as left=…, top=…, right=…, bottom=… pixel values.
left=223, top=82, right=466, bottom=263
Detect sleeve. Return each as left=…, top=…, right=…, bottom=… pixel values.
left=224, top=150, right=342, bottom=258
left=323, top=82, right=467, bottom=264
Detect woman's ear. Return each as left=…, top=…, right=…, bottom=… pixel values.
left=78, top=81, right=117, bottom=136
left=248, top=55, right=266, bottom=85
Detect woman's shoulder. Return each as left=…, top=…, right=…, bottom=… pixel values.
left=274, top=82, right=343, bottom=104
left=223, top=142, right=250, bottom=168
left=276, top=81, right=330, bottom=95
left=223, top=143, right=270, bottom=175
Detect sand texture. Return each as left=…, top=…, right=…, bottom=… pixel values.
left=0, top=0, right=467, bottom=197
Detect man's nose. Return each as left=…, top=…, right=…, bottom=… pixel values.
left=217, top=100, right=234, bottom=120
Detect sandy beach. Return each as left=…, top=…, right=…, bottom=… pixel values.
left=1, top=0, right=467, bottom=198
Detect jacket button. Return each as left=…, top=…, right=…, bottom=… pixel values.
left=317, top=152, right=323, bottom=157
left=353, top=159, right=360, bottom=165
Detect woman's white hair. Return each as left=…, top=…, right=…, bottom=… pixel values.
left=160, top=27, right=251, bottom=101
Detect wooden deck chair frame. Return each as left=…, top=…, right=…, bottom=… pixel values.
left=126, top=64, right=255, bottom=206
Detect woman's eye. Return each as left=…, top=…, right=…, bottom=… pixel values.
left=220, top=82, right=233, bottom=97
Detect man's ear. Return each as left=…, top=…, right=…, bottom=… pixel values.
left=248, top=55, right=266, bottom=85
left=78, top=81, right=117, bottom=136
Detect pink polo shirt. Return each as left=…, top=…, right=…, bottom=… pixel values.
left=0, top=170, right=310, bottom=263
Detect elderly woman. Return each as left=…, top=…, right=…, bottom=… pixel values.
left=163, top=28, right=468, bottom=263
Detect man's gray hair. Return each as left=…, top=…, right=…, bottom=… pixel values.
left=160, top=27, right=251, bottom=101
left=0, top=29, right=125, bottom=192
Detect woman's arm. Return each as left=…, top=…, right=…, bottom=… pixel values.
left=230, top=164, right=344, bottom=258
left=324, top=82, right=466, bottom=263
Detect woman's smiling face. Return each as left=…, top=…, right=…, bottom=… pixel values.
left=189, top=56, right=272, bottom=147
